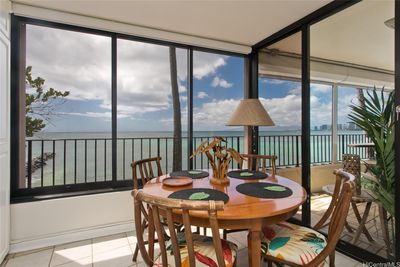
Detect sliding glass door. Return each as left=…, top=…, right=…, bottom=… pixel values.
left=309, top=0, right=395, bottom=261
left=258, top=31, right=307, bottom=223
left=255, top=0, right=397, bottom=262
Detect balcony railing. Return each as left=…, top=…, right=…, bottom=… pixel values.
left=24, top=133, right=370, bottom=189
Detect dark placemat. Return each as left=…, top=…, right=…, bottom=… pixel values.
left=168, top=188, right=229, bottom=203
left=236, top=182, right=293, bottom=199
left=227, top=170, right=268, bottom=180
left=169, top=170, right=209, bottom=179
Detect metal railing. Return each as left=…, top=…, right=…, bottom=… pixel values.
left=25, top=133, right=370, bottom=189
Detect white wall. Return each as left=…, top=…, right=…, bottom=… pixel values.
left=10, top=191, right=134, bottom=253
left=0, top=0, right=11, bottom=263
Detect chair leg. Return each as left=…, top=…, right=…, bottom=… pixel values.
left=223, top=229, right=227, bottom=240
left=329, top=251, right=335, bottom=267
left=132, top=243, right=140, bottom=261
left=133, top=219, right=148, bottom=262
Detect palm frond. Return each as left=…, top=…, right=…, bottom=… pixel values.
left=348, top=87, right=395, bottom=217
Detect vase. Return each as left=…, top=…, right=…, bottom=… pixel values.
left=209, top=163, right=230, bottom=186
left=210, top=175, right=230, bottom=186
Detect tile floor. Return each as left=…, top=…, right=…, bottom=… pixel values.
left=1, top=231, right=361, bottom=267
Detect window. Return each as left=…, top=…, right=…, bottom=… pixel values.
left=117, top=39, right=188, bottom=178
left=310, top=83, right=332, bottom=164
left=10, top=17, right=245, bottom=200
left=192, top=51, right=245, bottom=169
left=258, top=31, right=304, bottom=222
left=21, top=24, right=113, bottom=192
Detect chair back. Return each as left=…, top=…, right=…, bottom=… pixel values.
left=240, top=154, right=277, bottom=175
left=342, top=153, right=361, bottom=194
left=132, top=189, right=226, bottom=267
left=311, top=169, right=355, bottom=265
left=131, top=157, right=163, bottom=189
left=326, top=170, right=355, bottom=241
left=313, top=170, right=349, bottom=230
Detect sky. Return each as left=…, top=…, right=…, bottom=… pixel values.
left=26, top=24, right=361, bottom=134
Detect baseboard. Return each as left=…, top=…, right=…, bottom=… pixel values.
left=9, top=220, right=134, bottom=253
left=0, top=246, right=9, bottom=265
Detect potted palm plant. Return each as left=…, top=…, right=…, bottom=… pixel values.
left=348, top=88, right=395, bottom=259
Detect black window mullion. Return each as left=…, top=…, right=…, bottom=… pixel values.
left=301, top=25, right=311, bottom=227
left=111, top=35, right=117, bottom=185
left=10, top=15, right=23, bottom=195
left=187, top=48, right=193, bottom=170
left=249, top=52, right=259, bottom=154
left=395, top=0, right=400, bottom=261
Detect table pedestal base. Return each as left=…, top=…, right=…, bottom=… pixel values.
left=248, top=230, right=262, bottom=267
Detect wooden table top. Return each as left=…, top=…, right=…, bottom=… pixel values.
left=142, top=171, right=307, bottom=221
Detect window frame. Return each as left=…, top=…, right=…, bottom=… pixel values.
left=10, top=15, right=247, bottom=202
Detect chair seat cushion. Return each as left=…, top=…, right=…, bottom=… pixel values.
left=261, top=222, right=329, bottom=266
left=154, top=233, right=237, bottom=267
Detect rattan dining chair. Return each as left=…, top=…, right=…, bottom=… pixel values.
left=322, top=154, right=372, bottom=240
left=132, top=189, right=238, bottom=267
left=131, top=156, right=163, bottom=190
left=342, top=154, right=361, bottom=195
left=239, top=154, right=277, bottom=176
left=131, top=157, right=163, bottom=261
left=223, top=154, right=278, bottom=240
left=262, top=170, right=355, bottom=267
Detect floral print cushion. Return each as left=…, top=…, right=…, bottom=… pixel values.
left=261, top=222, right=329, bottom=266
left=154, top=232, right=237, bottom=267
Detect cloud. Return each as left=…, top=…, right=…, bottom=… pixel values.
left=193, top=52, right=227, bottom=79
left=193, top=99, right=240, bottom=130
left=311, top=83, right=331, bottom=94
left=261, top=78, right=286, bottom=85
left=180, top=95, right=188, bottom=102
left=337, top=91, right=358, bottom=124
left=190, top=91, right=333, bottom=130
left=288, top=86, right=301, bottom=96
left=26, top=25, right=227, bottom=120
left=211, top=76, right=233, bottom=88
left=192, top=95, right=303, bottom=130
left=310, top=95, right=332, bottom=126
left=196, top=91, right=209, bottom=99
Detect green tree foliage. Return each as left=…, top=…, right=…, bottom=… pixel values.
left=25, top=66, right=70, bottom=137
left=348, top=88, right=395, bottom=216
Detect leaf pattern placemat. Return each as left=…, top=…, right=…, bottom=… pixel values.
left=169, top=170, right=209, bottom=179
left=227, top=170, right=268, bottom=180
left=236, top=182, right=293, bottom=198
left=168, top=188, right=229, bottom=203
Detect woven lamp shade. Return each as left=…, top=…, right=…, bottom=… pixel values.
left=226, top=99, right=275, bottom=126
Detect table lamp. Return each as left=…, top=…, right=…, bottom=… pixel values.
left=226, top=99, right=274, bottom=154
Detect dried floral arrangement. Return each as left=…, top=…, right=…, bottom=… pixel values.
left=190, top=136, right=243, bottom=185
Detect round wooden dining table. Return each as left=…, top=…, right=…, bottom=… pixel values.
left=142, top=171, right=307, bottom=267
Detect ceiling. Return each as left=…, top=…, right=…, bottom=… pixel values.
left=11, top=0, right=331, bottom=46
left=267, top=0, right=394, bottom=71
